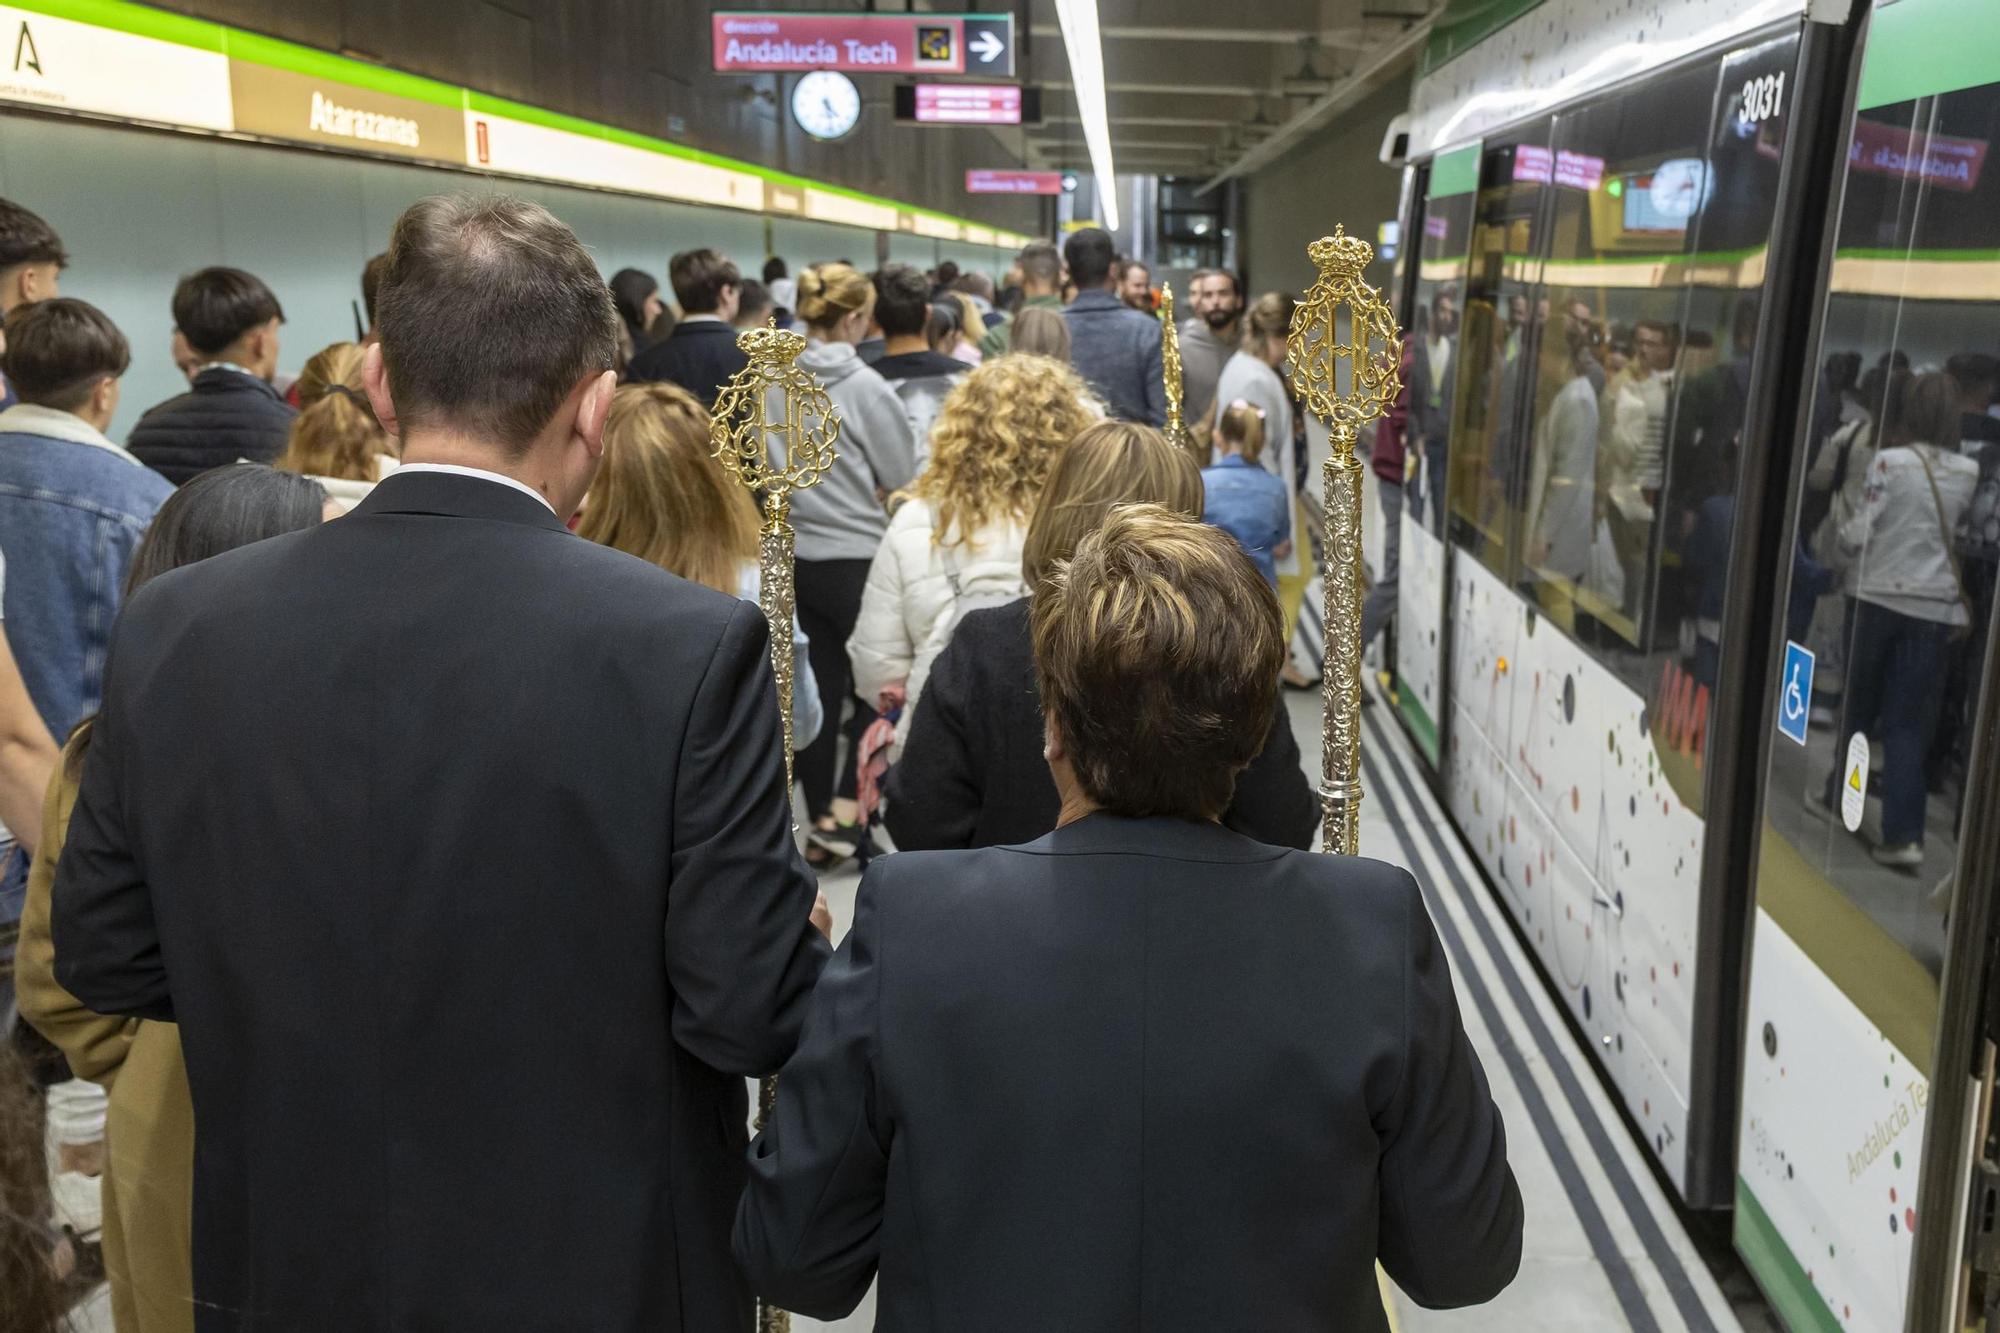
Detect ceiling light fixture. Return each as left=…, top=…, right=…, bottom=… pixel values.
left=1052, top=0, right=1119, bottom=231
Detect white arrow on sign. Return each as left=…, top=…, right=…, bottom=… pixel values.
left=971, top=30, right=1005, bottom=62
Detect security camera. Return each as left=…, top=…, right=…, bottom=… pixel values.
left=1379, top=112, right=1413, bottom=168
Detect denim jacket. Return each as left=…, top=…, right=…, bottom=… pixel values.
left=1064, top=290, right=1166, bottom=426
left=0, top=403, right=173, bottom=741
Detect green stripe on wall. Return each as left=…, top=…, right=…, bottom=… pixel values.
left=1733, top=1180, right=1846, bottom=1333
left=6, top=0, right=1019, bottom=245
left=1858, top=0, right=2000, bottom=110
left=1428, top=143, right=1482, bottom=200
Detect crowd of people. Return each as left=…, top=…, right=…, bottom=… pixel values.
left=0, top=190, right=1520, bottom=1331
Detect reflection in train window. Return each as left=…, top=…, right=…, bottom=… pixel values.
left=1448, top=128, right=1551, bottom=578
left=1761, top=71, right=2000, bottom=981
left=1409, top=186, right=1473, bottom=539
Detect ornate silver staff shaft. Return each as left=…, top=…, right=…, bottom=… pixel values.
left=1288, top=228, right=1402, bottom=856
left=709, top=323, right=841, bottom=1333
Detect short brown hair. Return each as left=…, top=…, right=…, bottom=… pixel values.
left=173, top=267, right=284, bottom=356
left=0, top=199, right=65, bottom=272
left=2, top=298, right=129, bottom=411
left=1901, top=371, right=1963, bottom=451
left=1022, top=421, right=1203, bottom=586
left=376, top=195, right=618, bottom=454
left=669, top=248, right=741, bottom=315
left=1033, top=504, right=1284, bottom=821
left=360, top=252, right=389, bottom=327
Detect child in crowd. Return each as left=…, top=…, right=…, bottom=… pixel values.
left=1201, top=399, right=1291, bottom=587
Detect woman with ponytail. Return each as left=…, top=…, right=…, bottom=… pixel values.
left=789, top=263, right=918, bottom=863
left=275, top=342, right=399, bottom=510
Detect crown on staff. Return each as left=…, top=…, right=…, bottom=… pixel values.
left=737, top=323, right=808, bottom=361
left=1307, top=226, right=1374, bottom=280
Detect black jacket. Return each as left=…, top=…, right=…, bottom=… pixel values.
left=736, top=815, right=1524, bottom=1328
left=627, top=319, right=750, bottom=409
left=884, top=597, right=1319, bottom=851
left=127, top=367, right=296, bottom=485
left=52, top=471, right=829, bottom=1331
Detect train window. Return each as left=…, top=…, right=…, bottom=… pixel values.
left=1501, top=34, right=1797, bottom=720
left=1447, top=126, right=1553, bottom=577
left=1409, top=164, right=1476, bottom=540
left=1760, top=71, right=2000, bottom=982
left=1513, top=59, right=1716, bottom=650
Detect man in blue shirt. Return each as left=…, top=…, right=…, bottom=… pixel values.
left=0, top=297, right=169, bottom=994
left=1062, top=229, right=1165, bottom=425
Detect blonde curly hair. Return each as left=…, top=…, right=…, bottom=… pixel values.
left=910, top=353, right=1095, bottom=547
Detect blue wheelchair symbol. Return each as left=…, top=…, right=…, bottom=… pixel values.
left=1776, top=641, right=1814, bottom=746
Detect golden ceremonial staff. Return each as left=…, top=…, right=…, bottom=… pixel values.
left=1288, top=228, right=1402, bottom=856
left=709, top=323, right=840, bottom=1333
left=1158, top=281, right=1200, bottom=465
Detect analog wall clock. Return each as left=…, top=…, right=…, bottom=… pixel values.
left=793, top=71, right=862, bottom=142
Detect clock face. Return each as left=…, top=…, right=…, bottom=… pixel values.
left=1647, top=157, right=1714, bottom=221
left=793, top=71, right=862, bottom=142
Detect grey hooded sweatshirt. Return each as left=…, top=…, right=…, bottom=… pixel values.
left=789, top=340, right=920, bottom=562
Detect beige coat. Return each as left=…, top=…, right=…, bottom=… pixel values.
left=17, top=733, right=193, bottom=1333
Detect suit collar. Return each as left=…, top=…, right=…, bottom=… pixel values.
left=675, top=320, right=737, bottom=339
left=350, top=468, right=573, bottom=535
left=1015, top=812, right=1290, bottom=864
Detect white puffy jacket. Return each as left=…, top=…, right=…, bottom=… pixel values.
left=847, top=496, right=1030, bottom=750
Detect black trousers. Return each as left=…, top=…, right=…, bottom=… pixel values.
left=794, top=557, right=877, bottom=820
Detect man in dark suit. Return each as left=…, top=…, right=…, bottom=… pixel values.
left=53, top=195, right=830, bottom=1331
left=737, top=506, right=1522, bottom=1330
left=627, top=246, right=751, bottom=409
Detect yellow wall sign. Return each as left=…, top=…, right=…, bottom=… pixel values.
left=231, top=61, right=464, bottom=163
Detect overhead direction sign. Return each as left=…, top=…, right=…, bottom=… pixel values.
left=968, top=169, right=1064, bottom=195
left=712, top=12, right=1016, bottom=77
left=898, top=84, right=1040, bottom=125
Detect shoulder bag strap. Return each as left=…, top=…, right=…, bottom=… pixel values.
left=1915, top=446, right=1974, bottom=632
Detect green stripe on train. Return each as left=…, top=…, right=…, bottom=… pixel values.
left=1734, top=1179, right=1844, bottom=1333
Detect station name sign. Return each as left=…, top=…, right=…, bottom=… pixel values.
left=967, top=169, right=1064, bottom=195
left=712, top=12, right=1015, bottom=77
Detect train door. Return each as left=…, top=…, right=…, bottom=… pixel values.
left=1440, top=27, right=1806, bottom=1204
left=1733, top=1, right=2000, bottom=1325
left=1391, top=144, right=1478, bottom=769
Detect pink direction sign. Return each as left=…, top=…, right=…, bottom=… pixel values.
left=967, top=169, right=1063, bottom=195
left=713, top=12, right=1016, bottom=77
left=918, top=84, right=1022, bottom=124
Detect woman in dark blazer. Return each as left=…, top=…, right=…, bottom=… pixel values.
left=884, top=421, right=1319, bottom=852
left=736, top=504, right=1523, bottom=1330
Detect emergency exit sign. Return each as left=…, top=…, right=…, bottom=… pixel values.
left=712, top=12, right=1016, bottom=77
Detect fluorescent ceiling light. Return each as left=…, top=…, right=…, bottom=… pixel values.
left=1052, top=0, right=1118, bottom=231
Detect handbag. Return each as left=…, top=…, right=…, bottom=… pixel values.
left=1914, top=446, right=1975, bottom=640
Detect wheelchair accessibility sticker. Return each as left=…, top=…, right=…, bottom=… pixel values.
left=1777, top=640, right=1813, bottom=746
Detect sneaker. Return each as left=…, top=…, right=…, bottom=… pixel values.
left=1871, top=842, right=1924, bottom=872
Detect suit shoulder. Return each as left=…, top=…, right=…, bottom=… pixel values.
left=1279, top=851, right=1420, bottom=922
left=558, top=540, right=747, bottom=626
